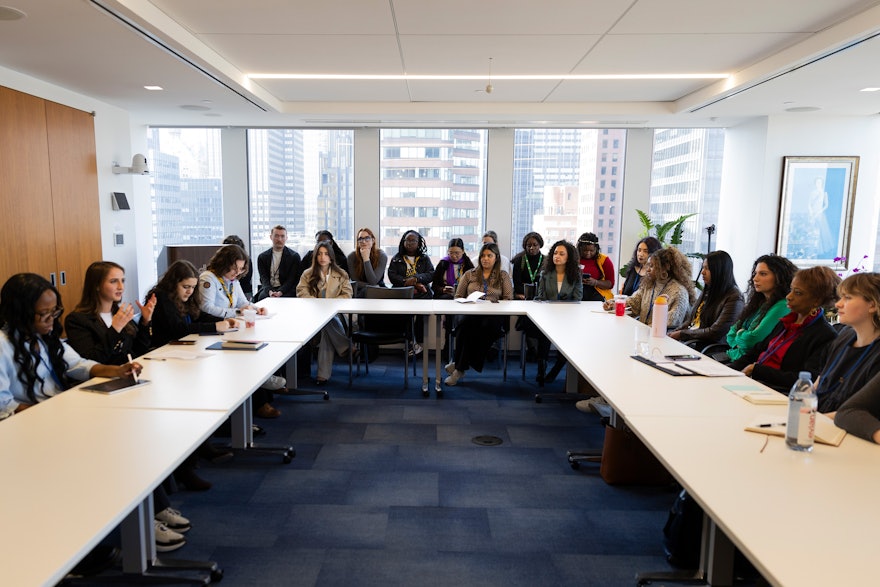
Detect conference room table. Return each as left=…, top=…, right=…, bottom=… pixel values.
left=0, top=398, right=228, bottom=586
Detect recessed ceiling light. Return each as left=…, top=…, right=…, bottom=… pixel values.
left=144, top=85, right=163, bottom=91
left=860, top=87, right=880, bottom=92
left=180, top=104, right=210, bottom=111
left=785, top=106, right=821, bottom=113
left=0, top=6, right=27, bottom=21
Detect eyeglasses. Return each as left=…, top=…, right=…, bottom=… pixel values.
left=357, top=236, right=373, bottom=242
left=35, top=306, right=63, bottom=321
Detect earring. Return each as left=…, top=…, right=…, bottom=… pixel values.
left=809, top=307, right=820, bottom=317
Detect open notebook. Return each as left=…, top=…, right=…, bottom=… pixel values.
left=745, top=413, right=846, bottom=446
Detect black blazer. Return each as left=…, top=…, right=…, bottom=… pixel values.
left=64, top=311, right=151, bottom=365
left=256, top=247, right=302, bottom=300
left=730, top=314, right=837, bottom=393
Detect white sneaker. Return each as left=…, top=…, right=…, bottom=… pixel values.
left=155, top=507, right=191, bottom=533
left=154, top=520, right=186, bottom=552
left=444, top=369, right=465, bottom=386
left=261, top=375, right=287, bottom=391
left=444, top=362, right=456, bottom=375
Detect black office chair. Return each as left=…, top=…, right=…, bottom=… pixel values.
left=448, top=315, right=509, bottom=382
left=349, top=286, right=417, bottom=389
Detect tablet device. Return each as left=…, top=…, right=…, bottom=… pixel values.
left=81, top=377, right=151, bottom=394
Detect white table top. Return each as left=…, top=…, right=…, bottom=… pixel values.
left=225, top=297, right=340, bottom=343
left=63, top=338, right=300, bottom=412
left=0, top=402, right=227, bottom=587
left=627, top=413, right=880, bottom=587
left=432, top=298, right=533, bottom=315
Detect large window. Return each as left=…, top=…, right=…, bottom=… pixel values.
left=648, top=129, right=725, bottom=255
left=511, top=129, right=626, bottom=259
left=247, top=129, right=354, bottom=258
left=147, top=127, right=224, bottom=283
left=379, top=129, right=487, bottom=259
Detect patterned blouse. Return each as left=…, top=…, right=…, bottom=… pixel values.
left=454, top=268, right=513, bottom=302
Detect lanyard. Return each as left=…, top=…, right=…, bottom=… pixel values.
left=37, top=338, right=64, bottom=389
left=816, top=337, right=878, bottom=396
left=216, top=274, right=235, bottom=307
left=522, top=254, right=543, bottom=283
left=404, top=256, right=420, bottom=277
left=645, top=282, right=670, bottom=321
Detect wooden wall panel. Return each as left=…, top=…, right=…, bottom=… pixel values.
left=45, top=101, right=102, bottom=305
left=0, top=87, right=57, bottom=287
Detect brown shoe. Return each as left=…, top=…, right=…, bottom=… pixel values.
left=255, top=403, right=281, bottom=419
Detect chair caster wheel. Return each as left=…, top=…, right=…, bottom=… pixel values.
left=570, top=461, right=580, bottom=470
left=422, top=389, right=430, bottom=398
left=322, top=392, right=329, bottom=400
left=282, top=449, right=295, bottom=464
left=211, top=568, right=224, bottom=582
left=534, top=394, right=542, bottom=403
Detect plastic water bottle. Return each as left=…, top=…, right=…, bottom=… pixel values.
left=786, top=371, right=817, bottom=452
left=650, top=294, right=668, bottom=338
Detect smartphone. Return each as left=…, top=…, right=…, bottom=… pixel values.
left=664, top=354, right=701, bottom=361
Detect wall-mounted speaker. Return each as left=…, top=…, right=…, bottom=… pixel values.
left=111, top=192, right=130, bottom=211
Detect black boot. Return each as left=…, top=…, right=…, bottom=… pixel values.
left=545, top=357, right=565, bottom=383
left=536, top=359, right=546, bottom=386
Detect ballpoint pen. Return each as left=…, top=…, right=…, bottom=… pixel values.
left=127, top=353, right=138, bottom=383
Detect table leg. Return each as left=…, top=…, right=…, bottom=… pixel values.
left=230, top=397, right=253, bottom=450
left=120, top=497, right=153, bottom=573
left=435, top=314, right=443, bottom=395
left=703, top=516, right=735, bottom=586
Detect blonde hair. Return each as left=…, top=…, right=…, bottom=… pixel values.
left=838, top=272, right=880, bottom=330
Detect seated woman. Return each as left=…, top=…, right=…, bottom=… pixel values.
left=510, top=231, right=545, bottom=361
left=199, top=244, right=283, bottom=418
left=605, top=247, right=695, bottom=330
left=222, top=235, right=254, bottom=300
left=815, top=272, right=880, bottom=414
left=388, top=230, right=434, bottom=355
left=347, top=227, right=388, bottom=295
left=532, top=240, right=582, bottom=384
left=65, top=261, right=155, bottom=365
left=432, top=238, right=474, bottom=299
left=0, top=274, right=190, bottom=551
left=731, top=266, right=840, bottom=393
left=725, top=254, right=798, bottom=362
left=577, top=232, right=615, bottom=302
left=620, top=237, right=662, bottom=296
left=669, top=250, right=743, bottom=348
left=444, top=242, right=513, bottom=386
left=302, top=230, right=349, bottom=275
left=297, top=240, right=353, bottom=385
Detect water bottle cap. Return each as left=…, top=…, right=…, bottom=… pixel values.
left=798, top=371, right=811, bottom=379
left=654, top=295, right=668, bottom=305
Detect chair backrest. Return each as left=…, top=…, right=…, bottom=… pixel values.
left=364, top=285, right=414, bottom=300
left=523, top=283, right=537, bottom=300
left=349, top=280, right=359, bottom=299
left=360, top=286, right=415, bottom=336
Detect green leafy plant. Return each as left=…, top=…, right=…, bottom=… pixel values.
left=636, top=209, right=696, bottom=246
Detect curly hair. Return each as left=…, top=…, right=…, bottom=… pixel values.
left=838, top=272, right=880, bottom=330
left=736, top=254, right=798, bottom=330
left=795, top=266, right=841, bottom=311
left=643, top=247, right=697, bottom=305
left=151, top=260, right=202, bottom=321
left=351, top=227, right=380, bottom=281
left=542, top=240, right=581, bottom=285
left=520, top=231, right=544, bottom=251
left=577, top=232, right=601, bottom=255
left=0, top=273, right=69, bottom=403
left=397, top=230, right=427, bottom=257
left=303, top=241, right=344, bottom=297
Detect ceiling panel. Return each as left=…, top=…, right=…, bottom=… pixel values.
left=408, top=79, right=561, bottom=102
left=256, top=78, right=412, bottom=102
left=549, top=78, right=712, bottom=103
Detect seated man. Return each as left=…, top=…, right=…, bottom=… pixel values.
left=256, top=225, right=302, bottom=300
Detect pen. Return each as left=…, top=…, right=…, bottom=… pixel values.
left=758, top=422, right=785, bottom=428
left=127, top=353, right=138, bottom=383
left=143, top=357, right=166, bottom=361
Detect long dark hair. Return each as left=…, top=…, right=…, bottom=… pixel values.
left=628, top=237, right=662, bottom=270
left=736, top=254, right=798, bottom=329
left=542, top=240, right=581, bottom=285
left=151, top=260, right=202, bottom=320
left=477, top=242, right=505, bottom=289
left=0, top=273, right=69, bottom=402
left=73, top=261, right=137, bottom=337
left=397, top=230, right=427, bottom=256
left=700, top=250, right=738, bottom=308
left=304, top=241, right=343, bottom=297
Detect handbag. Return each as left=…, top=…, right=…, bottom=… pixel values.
left=599, top=422, right=673, bottom=486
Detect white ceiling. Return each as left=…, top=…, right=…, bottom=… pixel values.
left=1, top=0, right=880, bottom=127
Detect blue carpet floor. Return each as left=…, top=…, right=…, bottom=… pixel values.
left=82, top=352, right=687, bottom=586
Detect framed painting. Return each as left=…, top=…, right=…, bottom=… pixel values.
left=777, top=156, right=859, bottom=269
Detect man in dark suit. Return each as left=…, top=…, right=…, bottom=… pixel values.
left=255, top=225, right=302, bottom=300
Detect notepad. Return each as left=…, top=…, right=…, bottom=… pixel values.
left=207, top=340, right=268, bottom=351
left=724, top=384, right=788, bottom=405
left=631, top=355, right=699, bottom=376
left=455, top=291, right=488, bottom=303
left=745, top=413, right=846, bottom=446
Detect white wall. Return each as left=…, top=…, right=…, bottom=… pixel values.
left=719, top=115, right=880, bottom=288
